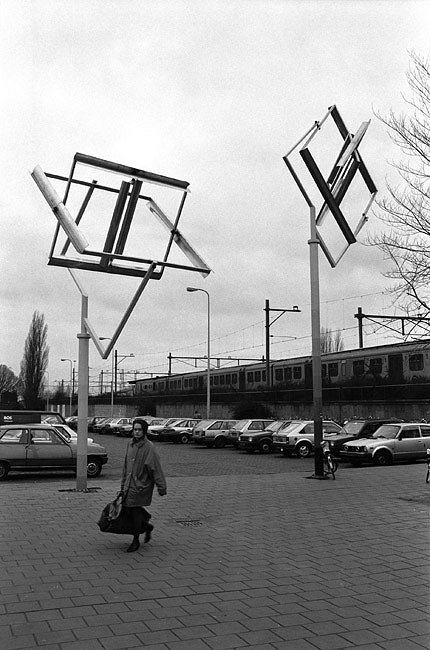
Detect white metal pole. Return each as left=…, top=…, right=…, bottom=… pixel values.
left=309, top=205, right=324, bottom=477
left=110, top=351, right=114, bottom=418
left=207, top=291, right=211, bottom=419
left=76, top=294, right=89, bottom=491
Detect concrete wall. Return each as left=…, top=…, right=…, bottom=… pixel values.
left=151, top=399, right=430, bottom=424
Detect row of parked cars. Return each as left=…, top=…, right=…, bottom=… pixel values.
left=0, top=413, right=109, bottom=481
left=152, top=416, right=430, bottom=467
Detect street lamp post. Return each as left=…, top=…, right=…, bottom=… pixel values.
left=187, top=287, right=210, bottom=419
left=61, top=358, right=76, bottom=417
left=110, top=350, right=134, bottom=417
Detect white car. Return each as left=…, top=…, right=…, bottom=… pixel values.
left=53, top=423, right=94, bottom=444
left=339, top=422, right=430, bottom=466
left=272, top=420, right=342, bottom=457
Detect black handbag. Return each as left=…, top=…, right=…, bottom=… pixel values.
left=97, top=496, right=151, bottom=535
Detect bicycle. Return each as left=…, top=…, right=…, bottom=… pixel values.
left=322, top=441, right=338, bottom=480
left=426, top=448, right=430, bottom=484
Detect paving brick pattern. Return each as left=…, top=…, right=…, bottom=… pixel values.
left=0, top=452, right=429, bottom=648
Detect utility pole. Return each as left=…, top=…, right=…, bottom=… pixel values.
left=264, top=300, right=301, bottom=388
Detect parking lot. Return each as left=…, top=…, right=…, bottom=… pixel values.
left=1, top=429, right=429, bottom=649
left=92, top=432, right=320, bottom=481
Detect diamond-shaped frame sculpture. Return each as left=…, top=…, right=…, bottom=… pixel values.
left=283, top=105, right=377, bottom=267
left=32, top=152, right=210, bottom=279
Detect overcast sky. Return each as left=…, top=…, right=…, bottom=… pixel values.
left=1, top=0, right=429, bottom=395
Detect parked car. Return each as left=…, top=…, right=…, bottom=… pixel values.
left=226, top=419, right=275, bottom=449
left=238, top=420, right=292, bottom=454
left=65, top=416, right=78, bottom=430
left=272, top=420, right=342, bottom=457
left=92, top=418, right=112, bottom=433
left=114, top=415, right=157, bottom=437
left=158, top=419, right=201, bottom=444
left=339, top=422, right=430, bottom=466
left=325, top=418, right=403, bottom=458
left=192, top=419, right=238, bottom=448
left=87, top=416, right=107, bottom=432
left=147, top=418, right=182, bottom=440
left=52, top=423, right=94, bottom=444
left=100, top=417, right=133, bottom=435
left=0, top=424, right=108, bottom=480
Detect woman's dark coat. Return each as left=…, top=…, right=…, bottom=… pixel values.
left=121, top=437, right=167, bottom=507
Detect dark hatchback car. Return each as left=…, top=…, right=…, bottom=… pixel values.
left=0, top=424, right=108, bottom=480
left=325, top=418, right=403, bottom=458
left=238, top=420, right=292, bottom=454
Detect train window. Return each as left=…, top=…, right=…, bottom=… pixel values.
left=184, top=378, right=188, bottom=388
left=420, top=426, right=430, bottom=437
left=247, top=372, right=254, bottom=382
left=220, top=375, right=225, bottom=385
left=293, top=366, right=302, bottom=379
left=409, top=354, right=424, bottom=371
left=232, top=374, right=237, bottom=384
left=353, top=360, right=365, bottom=376
left=321, top=364, right=327, bottom=378
left=210, top=377, right=213, bottom=386
left=328, top=362, right=338, bottom=377
left=285, top=367, right=292, bottom=381
left=254, top=371, right=261, bottom=382
left=274, top=369, right=282, bottom=381
left=193, top=377, right=198, bottom=388
left=214, top=376, right=219, bottom=386
left=226, top=374, right=231, bottom=384
left=369, top=358, right=382, bottom=375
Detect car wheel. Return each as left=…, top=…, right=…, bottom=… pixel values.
left=214, top=437, right=226, bottom=449
left=0, top=461, right=10, bottom=481
left=373, top=450, right=393, bottom=466
left=296, top=442, right=312, bottom=458
left=259, top=440, right=272, bottom=454
left=87, top=458, right=102, bottom=478
left=180, top=434, right=190, bottom=444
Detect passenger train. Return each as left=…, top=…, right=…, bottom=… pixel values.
left=132, top=339, right=430, bottom=399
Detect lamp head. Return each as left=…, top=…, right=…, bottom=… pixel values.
left=186, top=287, right=198, bottom=292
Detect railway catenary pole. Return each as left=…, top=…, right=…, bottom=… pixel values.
left=264, top=300, right=301, bottom=388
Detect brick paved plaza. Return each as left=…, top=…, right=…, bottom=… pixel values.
left=1, top=443, right=429, bottom=649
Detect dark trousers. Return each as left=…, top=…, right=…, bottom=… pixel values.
left=122, top=506, right=152, bottom=538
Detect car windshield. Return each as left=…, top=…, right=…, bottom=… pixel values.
left=265, top=421, right=289, bottom=433
left=197, top=420, right=215, bottom=429
left=165, top=418, right=181, bottom=426
left=372, top=425, right=401, bottom=439
left=54, top=425, right=76, bottom=438
left=340, top=421, right=366, bottom=435
left=42, top=414, right=65, bottom=424
left=233, top=420, right=251, bottom=430
left=281, top=421, right=307, bottom=435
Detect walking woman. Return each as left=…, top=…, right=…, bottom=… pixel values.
left=119, top=418, right=167, bottom=552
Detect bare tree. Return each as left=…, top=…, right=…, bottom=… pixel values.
left=20, top=311, right=49, bottom=409
left=0, top=365, right=19, bottom=395
left=321, top=327, right=344, bottom=353
left=372, top=52, right=430, bottom=316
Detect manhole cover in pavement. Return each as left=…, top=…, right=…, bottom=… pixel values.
left=175, top=519, right=204, bottom=527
